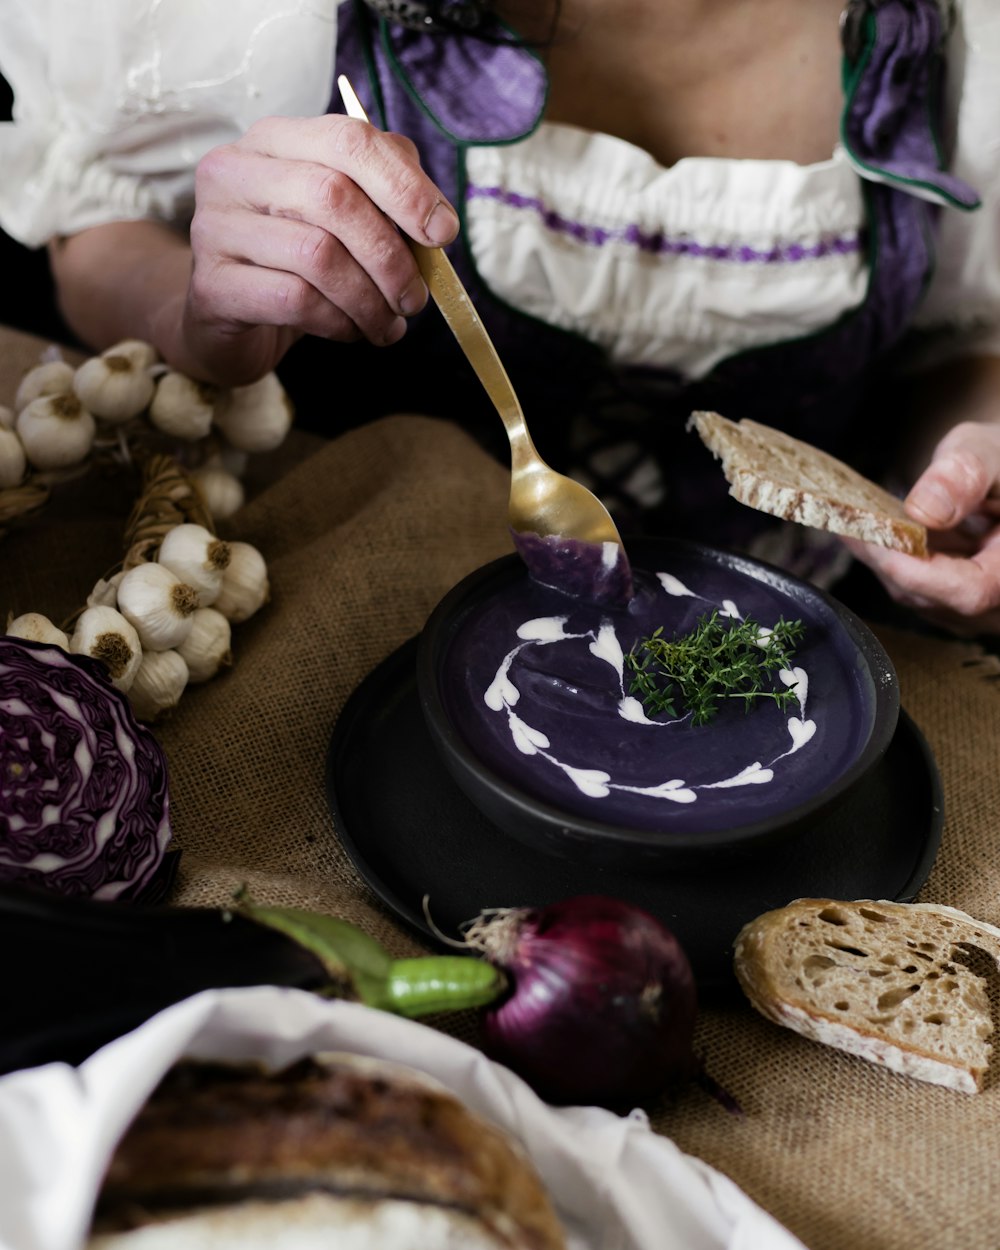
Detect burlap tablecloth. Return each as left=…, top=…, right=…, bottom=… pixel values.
left=3, top=325, right=999, bottom=1250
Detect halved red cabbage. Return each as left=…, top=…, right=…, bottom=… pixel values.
left=0, top=637, right=174, bottom=900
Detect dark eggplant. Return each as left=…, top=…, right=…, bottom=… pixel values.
left=0, top=883, right=329, bottom=1075
left=0, top=884, right=505, bottom=1077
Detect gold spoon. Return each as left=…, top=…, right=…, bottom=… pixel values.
left=338, top=75, right=627, bottom=556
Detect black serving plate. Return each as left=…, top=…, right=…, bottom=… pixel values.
left=326, top=637, right=943, bottom=1001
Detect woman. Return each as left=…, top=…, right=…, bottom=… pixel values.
left=1, top=0, right=999, bottom=631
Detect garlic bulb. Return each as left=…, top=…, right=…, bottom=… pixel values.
left=16, top=393, right=97, bottom=470
left=6, top=612, right=70, bottom=649
left=70, top=605, right=142, bottom=692
left=0, top=404, right=15, bottom=431
left=149, top=371, right=217, bottom=440
left=105, top=339, right=159, bottom=370
left=157, top=523, right=231, bottom=606
left=212, top=541, right=270, bottom=623
left=213, top=372, right=293, bottom=452
left=116, top=562, right=199, bottom=651
left=177, top=607, right=232, bottom=682
left=192, top=466, right=245, bottom=521
left=128, top=648, right=189, bottom=721
left=0, top=426, right=26, bottom=488
left=14, top=360, right=75, bottom=414
left=73, top=352, right=155, bottom=424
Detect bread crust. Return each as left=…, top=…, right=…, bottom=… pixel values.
left=90, top=1052, right=565, bottom=1250
left=733, top=898, right=1000, bottom=1094
left=689, top=412, right=929, bottom=557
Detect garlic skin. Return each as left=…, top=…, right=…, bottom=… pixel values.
left=16, top=393, right=97, bottom=470
left=157, top=522, right=231, bottom=606
left=116, top=562, right=199, bottom=651
left=105, top=339, right=159, bottom=370
left=128, top=648, right=189, bottom=722
left=213, top=372, right=293, bottom=452
left=177, top=607, right=232, bottom=682
left=212, top=541, right=270, bottom=623
left=6, top=612, right=70, bottom=650
left=73, top=353, right=155, bottom=424
left=0, top=426, right=27, bottom=488
left=0, top=404, right=15, bottom=431
left=14, top=360, right=75, bottom=414
left=149, top=371, right=216, bottom=440
left=86, top=570, right=126, bottom=610
left=70, top=605, right=142, bottom=692
left=192, top=466, right=245, bottom=521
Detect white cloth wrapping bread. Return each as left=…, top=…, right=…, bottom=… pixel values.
left=0, top=986, right=806, bottom=1250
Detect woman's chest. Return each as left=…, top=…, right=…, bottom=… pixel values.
left=506, top=0, right=847, bottom=168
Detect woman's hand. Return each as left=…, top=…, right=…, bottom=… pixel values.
left=180, top=114, right=459, bottom=383
left=842, top=419, right=1000, bottom=637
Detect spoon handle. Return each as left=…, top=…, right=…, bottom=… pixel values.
left=337, top=75, right=537, bottom=467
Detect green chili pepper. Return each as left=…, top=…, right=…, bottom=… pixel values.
left=235, top=888, right=505, bottom=1017
left=385, top=957, right=507, bottom=1017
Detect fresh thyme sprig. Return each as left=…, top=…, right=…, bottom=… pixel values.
left=624, top=611, right=805, bottom=727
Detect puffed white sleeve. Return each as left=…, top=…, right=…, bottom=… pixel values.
left=910, top=0, right=1000, bottom=360
left=0, top=0, right=338, bottom=248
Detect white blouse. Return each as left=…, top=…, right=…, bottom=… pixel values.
left=2, top=0, right=1000, bottom=375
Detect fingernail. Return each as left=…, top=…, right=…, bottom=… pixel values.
left=424, top=201, right=459, bottom=245
left=907, top=479, right=956, bottom=526
left=398, top=277, right=427, bottom=317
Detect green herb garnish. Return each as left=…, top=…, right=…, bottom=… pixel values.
left=625, top=611, right=805, bottom=727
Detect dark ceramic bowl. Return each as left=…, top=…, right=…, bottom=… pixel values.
left=416, top=538, right=899, bottom=870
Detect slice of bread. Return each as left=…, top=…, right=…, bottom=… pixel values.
left=88, top=1052, right=566, bottom=1249
left=733, top=899, right=1000, bottom=1094
left=688, top=411, right=928, bottom=557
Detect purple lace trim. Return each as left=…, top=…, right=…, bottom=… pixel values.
left=467, top=183, right=862, bottom=263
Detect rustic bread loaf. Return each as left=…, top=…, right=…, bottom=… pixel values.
left=87, top=1052, right=566, bottom=1249
left=688, top=411, right=928, bottom=556
left=733, top=898, right=1000, bottom=1094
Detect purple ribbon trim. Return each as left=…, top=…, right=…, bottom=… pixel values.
left=467, top=183, right=862, bottom=264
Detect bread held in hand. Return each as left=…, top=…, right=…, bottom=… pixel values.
left=733, top=898, right=1000, bottom=1094
left=688, top=411, right=928, bottom=557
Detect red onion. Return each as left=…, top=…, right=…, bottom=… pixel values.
left=463, top=895, right=698, bottom=1108
left=0, top=637, right=175, bottom=901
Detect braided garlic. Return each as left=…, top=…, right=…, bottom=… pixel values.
left=2, top=341, right=285, bottom=719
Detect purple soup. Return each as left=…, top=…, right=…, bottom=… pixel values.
left=437, top=547, right=878, bottom=834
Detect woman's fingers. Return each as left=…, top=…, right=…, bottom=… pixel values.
left=196, top=146, right=431, bottom=320
left=842, top=419, right=1000, bottom=634
left=838, top=420, right=1000, bottom=634
left=191, top=154, right=425, bottom=343
left=190, top=206, right=410, bottom=344
left=184, top=113, right=457, bottom=362
left=841, top=533, right=1000, bottom=633
left=904, top=421, right=1000, bottom=529
left=226, top=114, right=458, bottom=246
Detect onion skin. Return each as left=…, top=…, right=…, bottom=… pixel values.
left=473, top=895, right=698, bottom=1109
left=0, top=637, right=174, bottom=901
